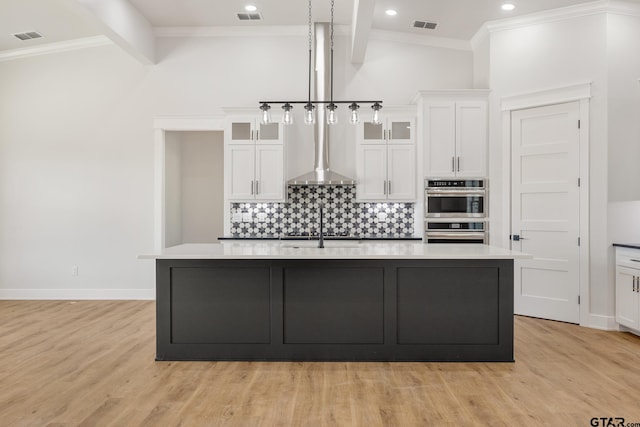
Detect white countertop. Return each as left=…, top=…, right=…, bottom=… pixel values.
left=139, top=242, right=531, bottom=260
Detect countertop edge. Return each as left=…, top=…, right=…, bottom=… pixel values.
left=613, top=243, right=640, bottom=250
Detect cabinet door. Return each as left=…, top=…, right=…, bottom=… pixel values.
left=255, top=145, right=284, bottom=201
left=387, top=118, right=414, bottom=145
left=424, top=103, right=456, bottom=177
left=229, top=119, right=255, bottom=144
left=257, top=122, right=283, bottom=145
left=360, top=122, right=386, bottom=144
left=616, top=266, right=639, bottom=330
left=226, top=144, right=256, bottom=200
left=387, top=144, right=416, bottom=201
left=356, top=144, right=387, bottom=200
left=455, top=101, right=487, bottom=177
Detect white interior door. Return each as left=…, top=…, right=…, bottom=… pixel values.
left=511, top=102, right=581, bottom=324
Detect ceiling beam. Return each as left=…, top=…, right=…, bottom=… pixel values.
left=350, top=0, right=375, bottom=64
left=64, top=0, right=155, bottom=65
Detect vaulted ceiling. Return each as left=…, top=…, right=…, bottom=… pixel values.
left=0, top=0, right=626, bottom=62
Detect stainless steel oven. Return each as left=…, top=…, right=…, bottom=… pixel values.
left=425, top=178, right=487, bottom=218
left=425, top=221, right=488, bottom=244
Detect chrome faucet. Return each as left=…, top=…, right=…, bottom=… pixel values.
left=318, top=202, right=324, bottom=248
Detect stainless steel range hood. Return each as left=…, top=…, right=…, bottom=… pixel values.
left=288, top=23, right=356, bottom=186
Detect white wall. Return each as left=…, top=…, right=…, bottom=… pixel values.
left=607, top=13, right=640, bottom=202
left=164, top=132, right=182, bottom=247
left=484, top=9, right=640, bottom=323
left=486, top=13, right=611, bottom=319
left=0, top=32, right=473, bottom=298
left=180, top=131, right=224, bottom=243
left=472, top=36, right=490, bottom=89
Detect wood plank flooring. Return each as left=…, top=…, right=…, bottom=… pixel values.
left=1, top=300, right=639, bottom=426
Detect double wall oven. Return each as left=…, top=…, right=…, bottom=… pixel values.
left=425, top=178, right=488, bottom=244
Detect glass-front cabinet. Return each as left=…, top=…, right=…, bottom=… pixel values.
left=225, top=114, right=285, bottom=201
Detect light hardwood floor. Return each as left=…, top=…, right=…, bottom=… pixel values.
left=1, top=300, right=639, bottom=426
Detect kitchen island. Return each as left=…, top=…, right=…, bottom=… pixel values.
left=140, top=242, right=529, bottom=362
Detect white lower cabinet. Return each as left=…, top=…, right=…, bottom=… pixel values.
left=615, top=247, right=640, bottom=332
left=356, top=144, right=415, bottom=201
left=226, top=143, right=284, bottom=201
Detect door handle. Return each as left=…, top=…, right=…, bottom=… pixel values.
left=512, top=234, right=528, bottom=241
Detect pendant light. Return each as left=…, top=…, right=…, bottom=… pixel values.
left=259, top=0, right=382, bottom=125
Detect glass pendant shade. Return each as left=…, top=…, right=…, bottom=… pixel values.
left=304, top=103, right=316, bottom=125
left=260, top=103, right=271, bottom=125
left=282, top=103, right=293, bottom=125
left=348, top=102, right=360, bottom=125
left=326, top=104, right=338, bottom=125
left=371, top=102, right=382, bottom=125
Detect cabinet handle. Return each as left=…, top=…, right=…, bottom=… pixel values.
left=383, top=180, right=387, bottom=195
left=256, top=180, right=259, bottom=195
left=251, top=130, right=254, bottom=140
left=630, top=258, right=640, bottom=263
left=457, top=156, right=461, bottom=172
left=389, top=129, right=392, bottom=140
left=256, top=130, right=259, bottom=140
left=452, top=157, right=455, bottom=172
left=635, top=276, right=638, bottom=292
left=388, top=180, right=392, bottom=194
left=251, top=181, right=254, bottom=195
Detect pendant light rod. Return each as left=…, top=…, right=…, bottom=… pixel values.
left=307, top=0, right=312, bottom=105
left=329, top=0, right=334, bottom=105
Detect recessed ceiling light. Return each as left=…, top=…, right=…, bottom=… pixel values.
left=501, top=3, right=515, bottom=11
left=385, top=9, right=398, bottom=16
left=245, top=5, right=257, bottom=12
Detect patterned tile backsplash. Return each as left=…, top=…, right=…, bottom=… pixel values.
left=230, top=186, right=414, bottom=237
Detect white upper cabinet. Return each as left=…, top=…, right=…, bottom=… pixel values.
left=356, top=111, right=416, bottom=201
left=229, top=117, right=283, bottom=145
left=254, top=144, right=284, bottom=200
left=361, top=117, right=414, bottom=145
left=225, top=114, right=285, bottom=201
left=387, top=144, right=416, bottom=200
left=419, top=91, right=489, bottom=178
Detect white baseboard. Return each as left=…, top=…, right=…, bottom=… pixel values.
left=583, top=313, right=620, bottom=331
left=0, top=288, right=155, bottom=300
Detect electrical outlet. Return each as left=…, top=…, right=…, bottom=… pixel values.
left=71, top=265, right=79, bottom=276
left=256, top=213, right=267, bottom=222
left=242, top=212, right=253, bottom=222
left=376, top=212, right=388, bottom=222
left=232, top=212, right=243, bottom=222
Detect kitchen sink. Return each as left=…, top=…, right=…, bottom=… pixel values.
left=280, top=241, right=361, bottom=249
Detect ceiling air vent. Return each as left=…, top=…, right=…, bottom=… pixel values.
left=413, top=21, right=438, bottom=30
left=236, top=12, right=263, bottom=21
left=13, top=31, right=44, bottom=41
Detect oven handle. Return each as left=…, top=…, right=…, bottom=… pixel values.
left=426, top=232, right=487, bottom=239
left=426, top=189, right=486, bottom=195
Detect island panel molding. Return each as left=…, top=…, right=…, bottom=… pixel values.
left=155, top=258, right=515, bottom=362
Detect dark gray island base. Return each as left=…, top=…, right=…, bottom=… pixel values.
left=156, top=258, right=514, bottom=362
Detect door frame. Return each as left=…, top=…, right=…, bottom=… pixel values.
left=153, top=116, right=226, bottom=252
left=500, top=82, right=591, bottom=326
